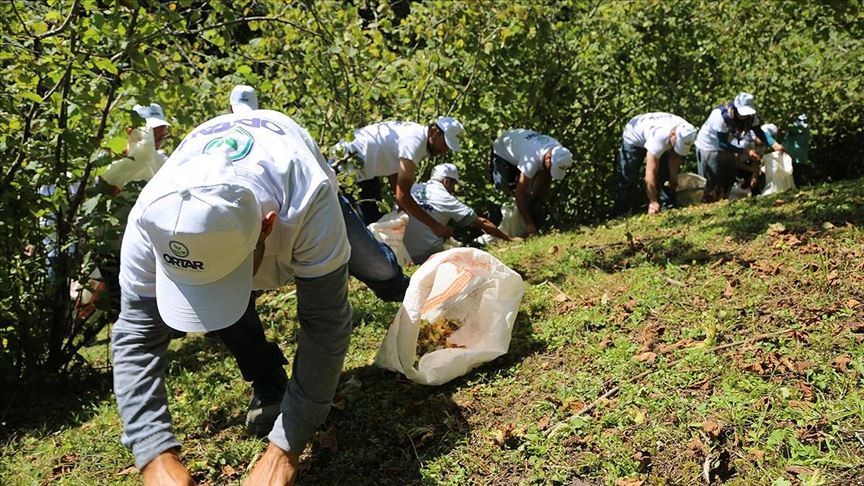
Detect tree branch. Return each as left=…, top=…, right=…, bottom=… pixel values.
left=36, top=0, right=80, bottom=40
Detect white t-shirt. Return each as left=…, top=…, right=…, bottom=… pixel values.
left=492, top=129, right=561, bottom=179
left=403, top=180, right=477, bottom=263
left=119, top=110, right=350, bottom=299
left=342, top=121, right=429, bottom=181
left=622, top=112, right=686, bottom=158
left=101, top=127, right=169, bottom=188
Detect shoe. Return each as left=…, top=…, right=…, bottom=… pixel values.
left=246, top=379, right=286, bottom=438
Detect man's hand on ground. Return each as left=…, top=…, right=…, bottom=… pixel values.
left=648, top=202, right=661, bottom=215
left=245, top=442, right=300, bottom=486
left=141, top=449, right=196, bottom=486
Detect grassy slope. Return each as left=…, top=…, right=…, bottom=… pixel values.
left=3, top=179, right=864, bottom=485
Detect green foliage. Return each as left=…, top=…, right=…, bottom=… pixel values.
left=1, top=0, right=862, bottom=380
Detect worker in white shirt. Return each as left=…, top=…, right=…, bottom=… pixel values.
left=612, top=112, right=697, bottom=216
left=490, top=129, right=574, bottom=236
left=112, top=109, right=353, bottom=485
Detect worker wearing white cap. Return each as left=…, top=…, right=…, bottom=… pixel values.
left=100, top=103, right=172, bottom=191
left=111, top=109, right=352, bottom=485
left=230, top=84, right=259, bottom=112
left=490, top=129, right=573, bottom=236
left=695, top=92, right=785, bottom=202
left=334, top=116, right=465, bottom=237
left=403, top=163, right=516, bottom=263
left=612, top=112, right=698, bottom=216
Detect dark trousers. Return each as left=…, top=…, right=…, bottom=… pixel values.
left=612, top=143, right=676, bottom=217
left=213, top=294, right=288, bottom=387
left=354, top=178, right=384, bottom=225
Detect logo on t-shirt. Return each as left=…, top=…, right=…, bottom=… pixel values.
left=203, top=126, right=254, bottom=161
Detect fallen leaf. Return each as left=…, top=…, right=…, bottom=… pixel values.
left=722, top=280, right=735, bottom=298
left=750, top=449, right=765, bottom=461
left=117, top=466, right=137, bottom=476
left=554, top=292, right=569, bottom=303
left=601, top=292, right=610, bottom=306
left=767, top=222, right=786, bottom=235
left=833, top=354, right=852, bottom=371
left=221, top=465, right=238, bottom=478
left=614, top=477, right=644, bottom=486
left=702, top=420, right=724, bottom=438
left=826, top=270, right=839, bottom=283
left=688, top=435, right=706, bottom=453
left=846, top=298, right=862, bottom=309
left=773, top=199, right=785, bottom=207
left=795, top=380, right=814, bottom=402
left=537, top=416, right=551, bottom=430
left=821, top=221, right=835, bottom=230
left=599, top=335, right=613, bottom=349
left=786, top=465, right=815, bottom=476
left=634, top=351, right=657, bottom=363
left=795, top=360, right=814, bottom=373
left=317, top=426, right=338, bottom=453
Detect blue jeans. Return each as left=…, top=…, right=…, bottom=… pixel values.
left=612, top=143, right=676, bottom=217
left=112, top=265, right=352, bottom=468
left=339, top=193, right=409, bottom=302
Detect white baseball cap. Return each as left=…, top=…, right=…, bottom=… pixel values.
left=673, top=123, right=698, bottom=156
left=733, top=92, right=757, bottom=116
left=435, top=116, right=464, bottom=152
left=431, top=163, right=459, bottom=183
left=139, top=154, right=262, bottom=333
left=133, top=103, right=171, bottom=129
left=230, top=85, right=258, bottom=112
left=549, top=145, right=573, bottom=181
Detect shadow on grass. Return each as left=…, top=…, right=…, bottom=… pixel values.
left=662, top=183, right=864, bottom=242
left=0, top=333, right=232, bottom=445
left=299, top=310, right=546, bottom=485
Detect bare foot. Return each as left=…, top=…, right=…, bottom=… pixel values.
left=245, top=442, right=300, bottom=486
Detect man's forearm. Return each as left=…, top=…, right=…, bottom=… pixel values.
left=644, top=154, right=660, bottom=204
left=477, top=217, right=511, bottom=241
left=397, top=192, right=440, bottom=231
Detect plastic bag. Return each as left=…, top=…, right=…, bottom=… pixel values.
left=676, top=172, right=706, bottom=206
left=375, top=248, right=525, bottom=385
left=367, top=211, right=413, bottom=267
left=499, top=200, right=528, bottom=238
left=761, top=152, right=795, bottom=195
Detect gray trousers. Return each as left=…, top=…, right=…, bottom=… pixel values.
left=112, top=264, right=352, bottom=469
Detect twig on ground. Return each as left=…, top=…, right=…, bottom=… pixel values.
left=544, top=327, right=798, bottom=438
left=663, top=275, right=686, bottom=287
left=543, top=280, right=573, bottom=301
left=702, top=450, right=712, bottom=483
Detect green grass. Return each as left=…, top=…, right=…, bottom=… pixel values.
left=3, top=179, right=864, bottom=485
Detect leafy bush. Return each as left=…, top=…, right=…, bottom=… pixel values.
left=1, top=0, right=861, bottom=381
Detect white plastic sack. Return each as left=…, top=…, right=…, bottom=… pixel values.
left=499, top=200, right=528, bottom=238
left=676, top=172, right=705, bottom=206
left=761, top=152, right=795, bottom=196
left=728, top=179, right=752, bottom=201
left=375, top=248, right=525, bottom=385
left=367, top=211, right=413, bottom=267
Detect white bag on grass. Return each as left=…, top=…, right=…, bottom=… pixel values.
left=499, top=200, right=528, bottom=238
left=367, top=211, right=413, bottom=267
left=375, top=248, right=525, bottom=385
left=676, top=172, right=706, bottom=206
left=761, top=152, right=795, bottom=195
